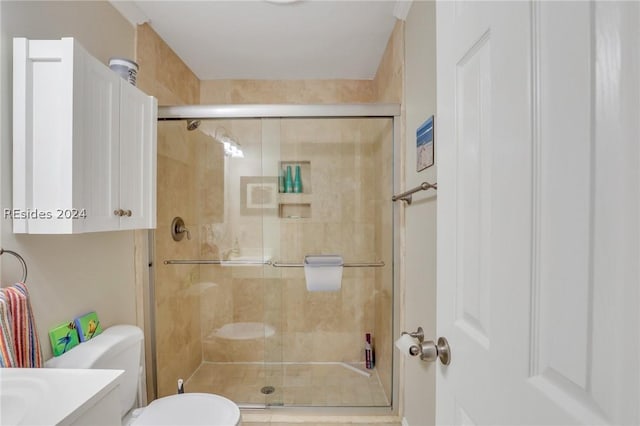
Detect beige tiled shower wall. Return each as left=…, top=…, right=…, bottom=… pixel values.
left=199, top=80, right=375, bottom=104
left=153, top=123, right=203, bottom=398
left=135, top=23, right=202, bottom=398
left=135, top=24, right=200, bottom=105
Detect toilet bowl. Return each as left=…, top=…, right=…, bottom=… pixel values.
left=130, top=393, right=240, bottom=426
left=46, top=325, right=241, bottom=426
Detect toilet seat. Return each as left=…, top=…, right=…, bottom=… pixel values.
left=132, top=393, right=241, bottom=426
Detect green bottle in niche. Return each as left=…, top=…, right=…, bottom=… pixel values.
left=278, top=168, right=285, bottom=193
left=293, top=165, right=303, bottom=193
left=284, top=165, right=294, bottom=193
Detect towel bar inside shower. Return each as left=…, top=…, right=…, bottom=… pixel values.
left=163, top=259, right=272, bottom=265
left=163, top=259, right=385, bottom=268
left=271, top=261, right=385, bottom=268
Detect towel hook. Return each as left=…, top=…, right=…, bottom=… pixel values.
left=0, top=248, right=28, bottom=283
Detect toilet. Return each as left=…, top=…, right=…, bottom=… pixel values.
left=45, top=325, right=241, bottom=426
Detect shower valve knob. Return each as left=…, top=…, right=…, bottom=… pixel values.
left=171, top=217, right=191, bottom=241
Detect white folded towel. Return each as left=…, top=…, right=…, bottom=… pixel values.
left=303, top=255, right=344, bottom=292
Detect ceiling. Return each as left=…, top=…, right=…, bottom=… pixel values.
left=112, top=1, right=405, bottom=81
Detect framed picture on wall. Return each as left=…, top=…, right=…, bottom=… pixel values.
left=240, top=176, right=278, bottom=215
left=417, top=115, right=435, bottom=172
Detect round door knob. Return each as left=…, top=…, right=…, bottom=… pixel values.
left=124, top=210, right=132, bottom=217
left=418, top=337, right=451, bottom=365
left=114, top=209, right=124, bottom=216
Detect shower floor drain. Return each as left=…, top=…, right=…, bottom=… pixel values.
left=261, top=386, right=275, bottom=395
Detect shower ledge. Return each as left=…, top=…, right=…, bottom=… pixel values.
left=207, top=322, right=276, bottom=340
left=223, top=250, right=273, bottom=266
left=223, top=255, right=272, bottom=266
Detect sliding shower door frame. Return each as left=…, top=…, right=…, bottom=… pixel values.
left=158, top=103, right=400, bottom=120
left=153, top=103, right=403, bottom=416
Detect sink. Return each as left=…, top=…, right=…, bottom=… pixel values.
left=0, top=376, right=48, bottom=425
left=0, top=368, right=123, bottom=425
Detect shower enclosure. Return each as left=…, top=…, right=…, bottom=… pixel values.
left=151, top=104, right=399, bottom=409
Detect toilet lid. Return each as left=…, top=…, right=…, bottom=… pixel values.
left=133, top=393, right=241, bottom=426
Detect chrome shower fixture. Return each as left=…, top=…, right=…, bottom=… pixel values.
left=186, top=119, right=201, bottom=131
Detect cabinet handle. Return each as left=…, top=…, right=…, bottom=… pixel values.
left=114, top=209, right=124, bottom=217
left=124, top=209, right=132, bottom=217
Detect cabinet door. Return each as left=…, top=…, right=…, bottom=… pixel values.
left=12, top=38, right=75, bottom=233
left=118, top=82, right=157, bottom=230
left=76, top=49, right=121, bottom=233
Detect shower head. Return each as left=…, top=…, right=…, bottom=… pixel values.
left=186, top=120, right=201, bottom=131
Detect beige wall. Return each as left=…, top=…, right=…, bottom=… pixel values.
left=136, top=23, right=200, bottom=106
left=135, top=23, right=202, bottom=398
left=402, top=2, right=437, bottom=425
left=374, top=20, right=405, bottom=103
left=200, top=80, right=374, bottom=104
left=0, top=1, right=137, bottom=361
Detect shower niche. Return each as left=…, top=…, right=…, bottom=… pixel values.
left=154, top=111, right=396, bottom=409
left=278, top=160, right=311, bottom=219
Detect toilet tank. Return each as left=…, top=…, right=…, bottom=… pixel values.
left=45, top=325, right=144, bottom=419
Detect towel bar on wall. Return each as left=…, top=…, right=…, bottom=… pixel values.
left=392, top=181, right=437, bottom=205
left=0, top=248, right=28, bottom=283
left=272, top=261, right=385, bottom=268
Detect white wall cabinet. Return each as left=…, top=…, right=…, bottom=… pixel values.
left=12, top=37, right=157, bottom=234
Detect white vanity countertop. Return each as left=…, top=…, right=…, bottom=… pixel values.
left=0, top=367, right=123, bottom=425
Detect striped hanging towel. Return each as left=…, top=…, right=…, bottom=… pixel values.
left=0, top=289, right=17, bottom=367
left=5, top=283, right=42, bottom=368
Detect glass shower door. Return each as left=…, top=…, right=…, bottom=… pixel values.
left=154, top=118, right=284, bottom=406
left=195, top=118, right=283, bottom=407
left=265, top=117, right=394, bottom=407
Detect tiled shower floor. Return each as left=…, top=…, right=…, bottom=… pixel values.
left=184, top=362, right=389, bottom=407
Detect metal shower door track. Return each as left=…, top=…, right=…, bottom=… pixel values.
left=158, top=103, right=401, bottom=119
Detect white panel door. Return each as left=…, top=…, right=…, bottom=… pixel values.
left=118, top=82, right=157, bottom=230
left=436, top=1, right=639, bottom=424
